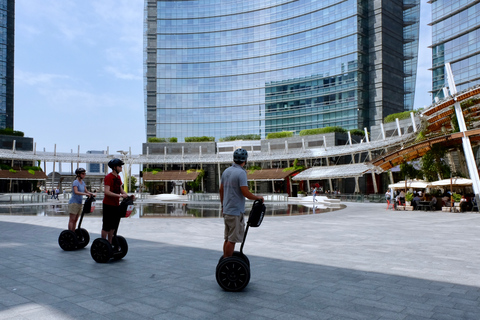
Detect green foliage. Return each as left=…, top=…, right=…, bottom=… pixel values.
left=460, top=98, right=480, bottom=109
left=414, top=130, right=427, bottom=143
left=282, top=159, right=305, bottom=172
left=299, top=126, right=346, bottom=136
left=430, top=189, right=443, bottom=197
left=128, top=176, right=137, bottom=191
left=23, top=166, right=41, bottom=171
left=297, top=190, right=306, bottom=194
left=405, top=192, right=414, bottom=202
left=143, top=168, right=162, bottom=173
left=266, top=131, right=293, bottom=139
left=9, top=168, right=16, bottom=173
left=219, top=134, right=261, bottom=142
left=420, top=145, right=451, bottom=181
left=452, top=193, right=462, bottom=202
left=349, top=129, right=366, bottom=137
left=399, top=162, right=422, bottom=180
left=148, top=137, right=177, bottom=143
left=184, top=136, right=215, bottom=142
left=450, top=106, right=460, bottom=133
left=187, top=169, right=205, bottom=191
left=28, top=169, right=35, bottom=175
left=0, top=164, right=11, bottom=170
left=384, top=111, right=415, bottom=123
left=0, top=128, right=24, bottom=137
left=247, top=165, right=262, bottom=174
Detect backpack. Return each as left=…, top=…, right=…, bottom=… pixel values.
left=247, top=200, right=265, bottom=227
left=119, top=196, right=135, bottom=218
left=83, top=196, right=96, bottom=214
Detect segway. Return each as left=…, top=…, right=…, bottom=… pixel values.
left=58, top=196, right=95, bottom=251
left=216, top=200, right=265, bottom=291
left=90, top=196, right=134, bottom=263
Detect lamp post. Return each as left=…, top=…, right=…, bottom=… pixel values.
left=117, top=150, right=130, bottom=193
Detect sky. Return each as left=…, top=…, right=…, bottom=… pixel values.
left=14, top=0, right=432, bottom=165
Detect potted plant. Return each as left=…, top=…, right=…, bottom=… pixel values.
left=297, top=190, right=306, bottom=198
left=452, top=193, right=462, bottom=206
left=405, top=192, right=414, bottom=206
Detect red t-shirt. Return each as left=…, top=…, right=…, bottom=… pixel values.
left=103, top=172, right=122, bottom=206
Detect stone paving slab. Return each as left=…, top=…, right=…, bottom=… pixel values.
left=0, top=203, right=480, bottom=319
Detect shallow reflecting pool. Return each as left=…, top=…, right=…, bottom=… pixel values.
left=0, top=202, right=345, bottom=218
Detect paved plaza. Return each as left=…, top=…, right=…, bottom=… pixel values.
left=1, top=202, right=480, bottom=319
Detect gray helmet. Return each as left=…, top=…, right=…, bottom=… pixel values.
left=75, top=168, right=86, bottom=176
left=233, top=148, right=248, bottom=162
left=108, top=158, right=124, bottom=169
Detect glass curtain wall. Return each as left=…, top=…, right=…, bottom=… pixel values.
left=0, top=0, right=14, bottom=130
left=150, top=0, right=367, bottom=141
left=403, top=0, right=420, bottom=110
left=431, top=0, right=480, bottom=100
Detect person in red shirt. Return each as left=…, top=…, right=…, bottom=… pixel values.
left=102, top=158, right=135, bottom=244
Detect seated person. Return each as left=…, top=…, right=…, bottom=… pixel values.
left=442, top=194, right=450, bottom=207
left=430, top=196, right=437, bottom=210
left=412, top=194, right=421, bottom=209
left=460, top=195, right=471, bottom=212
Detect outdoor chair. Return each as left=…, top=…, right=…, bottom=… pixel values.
left=386, top=199, right=394, bottom=210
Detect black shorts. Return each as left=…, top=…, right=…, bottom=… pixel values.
left=102, top=204, right=120, bottom=232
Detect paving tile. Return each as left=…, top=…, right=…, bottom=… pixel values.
left=1, top=203, right=480, bottom=319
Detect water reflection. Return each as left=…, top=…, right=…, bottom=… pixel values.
left=0, top=202, right=345, bottom=218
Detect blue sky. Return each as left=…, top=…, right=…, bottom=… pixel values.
left=14, top=0, right=432, bottom=159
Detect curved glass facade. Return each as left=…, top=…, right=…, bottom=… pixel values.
left=145, top=0, right=419, bottom=141
left=431, top=1, right=480, bottom=99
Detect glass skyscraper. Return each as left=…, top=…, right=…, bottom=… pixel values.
left=431, top=0, right=480, bottom=100
left=145, top=0, right=420, bottom=141
left=0, top=0, right=13, bottom=130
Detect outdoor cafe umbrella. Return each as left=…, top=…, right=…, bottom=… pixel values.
left=428, top=177, right=473, bottom=187
left=388, top=179, right=430, bottom=189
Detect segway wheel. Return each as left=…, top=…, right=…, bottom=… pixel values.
left=216, top=257, right=250, bottom=292
left=112, top=235, right=128, bottom=260
left=90, top=238, right=113, bottom=263
left=75, top=228, right=90, bottom=249
left=217, top=251, right=250, bottom=267
left=58, top=230, right=78, bottom=251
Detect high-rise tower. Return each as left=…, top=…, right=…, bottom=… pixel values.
left=0, top=0, right=14, bottom=129
left=431, top=0, right=480, bottom=100
left=144, top=0, right=420, bottom=141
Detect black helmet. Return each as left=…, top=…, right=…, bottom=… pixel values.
left=108, top=158, right=124, bottom=169
left=233, top=148, right=248, bottom=162
left=75, top=168, right=86, bottom=176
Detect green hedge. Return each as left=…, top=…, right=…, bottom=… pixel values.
left=184, top=136, right=215, bottom=142
left=299, top=126, right=346, bottom=136
left=219, top=134, right=260, bottom=142
left=0, top=128, right=24, bottom=137
left=384, top=111, right=415, bottom=123
left=266, top=131, right=293, bottom=139
left=147, top=137, right=177, bottom=143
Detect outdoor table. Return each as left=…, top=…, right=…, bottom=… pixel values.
left=416, top=201, right=431, bottom=211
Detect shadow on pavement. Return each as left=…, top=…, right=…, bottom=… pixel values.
left=0, top=221, right=479, bottom=320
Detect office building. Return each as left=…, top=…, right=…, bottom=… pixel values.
left=145, top=0, right=420, bottom=141
left=0, top=0, right=14, bottom=129
left=431, top=1, right=480, bottom=99
left=86, top=150, right=106, bottom=174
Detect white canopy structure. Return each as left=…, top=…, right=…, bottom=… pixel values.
left=292, top=163, right=374, bottom=180
left=388, top=179, right=430, bottom=189
left=429, top=177, right=473, bottom=187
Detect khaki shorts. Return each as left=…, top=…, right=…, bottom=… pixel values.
left=224, top=214, right=245, bottom=243
left=68, top=203, right=83, bottom=216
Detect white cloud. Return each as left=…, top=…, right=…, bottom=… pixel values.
left=104, top=66, right=142, bottom=81
left=15, top=70, right=71, bottom=86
